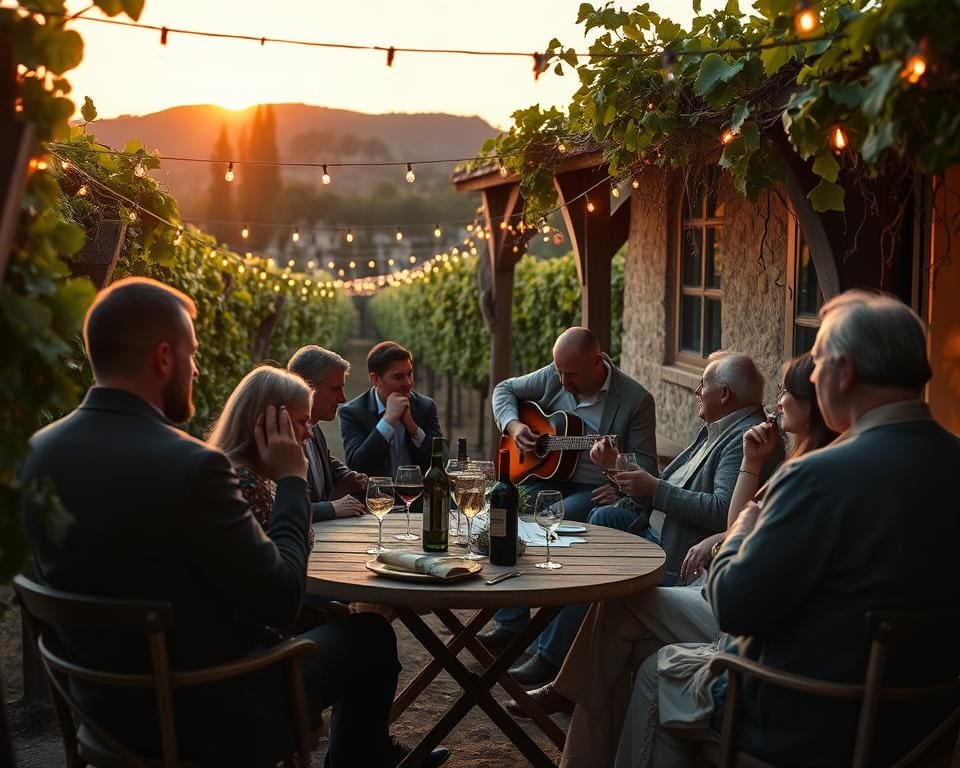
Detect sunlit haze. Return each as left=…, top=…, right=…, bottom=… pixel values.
left=58, top=0, right=720, bottom=129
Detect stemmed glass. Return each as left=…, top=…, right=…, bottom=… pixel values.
left=445, top=459, right=466, bottom=546
left=365, top=477, right=395, bottom=555
left=534, top=490, right=564, bottom=570
left=394, top=465, right=423, bottom=541
left=456, top=472, right=485, bottom=560
left=467, top=459, right=496, bottom=520
left=605, top=452, right=639, bottom=495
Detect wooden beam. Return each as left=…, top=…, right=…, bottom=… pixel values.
left=772, top=131, right=841, bottom=300
left=554, top=166, right=614, bottom=352
left=0, top=120, right=34, bottom=281
left=611, top=197, right=631, bottom=255
left=452, top=150, right=606, bottom=193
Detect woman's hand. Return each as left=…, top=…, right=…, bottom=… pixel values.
left=742, top=421, right=777, bottom=473
left=256, top=405, right=308, bottom=481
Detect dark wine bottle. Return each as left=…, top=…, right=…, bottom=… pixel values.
left=422, top=437, right=449, bottom=552
left=488, top=449, right=519, bottom=566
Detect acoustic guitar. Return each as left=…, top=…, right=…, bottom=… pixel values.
left=498, top=401, right=617, bottom=484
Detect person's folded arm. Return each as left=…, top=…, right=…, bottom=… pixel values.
left=183, top=451, right=310, bottom=628
left=653, top=440, right=742, bottom=532
left=706, top=461, right=836, bottom=637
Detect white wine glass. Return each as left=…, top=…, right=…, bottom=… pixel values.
left=534, top=490, right=564, bottom=570
left=394, top=465, right=423, bottom=541
left=606, top=452, right=639, bottom=495
left=445, top=459, right=466, bottom=546
left=365, top=477, right=395, bottom=554
left=467, top=459, right=496, bottom=520
left=456, top=472, right=485, bottom=560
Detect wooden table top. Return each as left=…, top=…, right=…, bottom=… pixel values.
left=307, top=513, right=665, bottom=610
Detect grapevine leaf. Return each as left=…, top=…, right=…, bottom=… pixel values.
left=862, top=62, right=900, bottom=119
left=807, top=178, right=845, bottom=212
left=812, top=150, right=840, bottom=183
left=695, top=54, right=745, bottom=96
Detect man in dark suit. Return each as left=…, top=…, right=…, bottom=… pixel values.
left=18, top=278, right=448, bottom=768
left=288, top=345, right=367, bottom=520
left=338, top=341, right=442, bottom=485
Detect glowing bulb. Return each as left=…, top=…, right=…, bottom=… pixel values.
left=224, top=162, right=235, bottom=182
left=388, top=258, right=395, bottom=266
left=794, top=1, right=819, bottom=34
left=631, top=178, right=640, bottom=190
left=368, top=260, right=376, bottom=268
left=134, top=162, right=146, bottom=178
left=267, top=258, right=275, bottom=267
left=902, top=54, right=927, bottom=84
left=499, top=162, right=508, bottom=178
left=259, top=272, right=267, bottom=281
left=292, top=227, right=300, bottom=243
left=35, top=159, right=49, bottom=171
left=273, top=284, right=281, bottom=293
left=349, top=260, right=356, bottom=269
left=77, top=184, right=88, bottom=196
left=288, top=259, right=295, bottom=267
left=321, top=164, right=331, bottom=185
left=541, top=220, right=550, bottom=234
left=288, top=279, right=295, bottom=287
left=60, top=160, right=70, bottom=170
left=830, top=125, right=848, bottom=152
left=345, top=228, right=354, bottom=243
left=241, top=224, right=249, bottom=239
left=466, top=223, right=474, bottom=232
left=611, top=184, right=620, bottom=199
left=238, top=265, right=245, bottom=274
left=720, top=129, right=738, bottom=145
left=409, top=255, right=417, bottom=263
left=307, top=260, right=316, bottom=269
left=338, top=268, right=345, bottom=276
left=451, top=247, right=459, bottom=255
left=128, top=210, right=137, bottom=222
left=174, top=227, right=183, bottom=245
left=328, top=260, right=335, bottom=269
left=396, top=228, right=403, bottom=241
left=500, top=220, right=507, bottom=230
left=434, top=224, right=442, bottom=238
left=586, top=199, right=596, bottom=213
left=405, top=163, right=415, bottom=183
left=557, top=141, right=567, bottom=153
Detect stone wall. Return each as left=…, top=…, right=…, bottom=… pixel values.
left=620, top=170, right=790, bottom=453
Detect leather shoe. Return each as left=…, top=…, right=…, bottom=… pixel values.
left=506, top=682, right=574, bottom=718
left=383, top=736, right=450, bottom=767
left=476, top=625, right=522, bottom=652
left=508, top=653, right=560, bottom=687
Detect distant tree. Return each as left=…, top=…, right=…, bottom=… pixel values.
left=205, top=124, right=235, bottom=245
left=237, top=105, right=283, bottom=251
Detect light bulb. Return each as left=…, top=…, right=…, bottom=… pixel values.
left=541, top=220, right=550, bottom=234
left=466, top=223, right=474, bottom=232
left=307, top=260, right=316, bottom=269
left=611, top=183, right=620, bottom=198
left=174, top=227, right=183, bottom=245
left=586, top=199, right=596, bottom=213
left=328, top=260, right=335, bottom=269
left=794, top=1, right=819, bottom=34
left=902, top=54, right=927, bottom=84
left=388, top=258, right=395, bottom=266
left=500, top=220, right=507, bottom=230
left=134, top=162, right=146, bottom=178
left=273, top=284, right=281, bottom=292
left=499, top=162, right=508, bottom=178
left=368, top=260, right=376, bottom=268
left=345, top=229, right=354, bottom=243
left=349, top=260, right=356, bottom=269
left=60, top=160, right=70, bottom=170
left=224, top=162, right=235, bottom=182
left=557, top=141, right=567, bottom=153
left=241, top=225, right=249, bottom=239
left=338, top=268, right=345, bottom=276
left=434, top=224, right=442, bottom=238
left=720, top=129, right=738, bottom=145
left=128, top=210, right=137, bottom=222
left=77, top=185, right=87, bottom=196
left=396, top=228, right=403, bottom=241
left=288, top=259, right=295, bottom=267
left=830, top=125, right=848, bottom=152
left=409, top=255, right=417, bottom=263
left=632, top=178, right=640, bottom=190
left=292, top=227, right=300, bottom=243
left=322, top=164, right=331, bottom=185
left=405, top=163, right=415, bottom=183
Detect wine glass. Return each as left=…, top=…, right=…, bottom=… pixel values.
left=365, top=477, right=395, bottom=555
left=534, top=490, right=564, bottom=570
left=394, top=465, right=423, bottom=541
left=467, top=459, right=497, bottom=520
left=445, top=458, right=466, bottom=546
left=456, top=472, right=485, bottom=560
left=605, top=452, right=639, bottom=495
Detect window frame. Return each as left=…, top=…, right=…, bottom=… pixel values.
left=784, top=215, right=824, bottom=357
left=673, top=178, right=724, bottom=368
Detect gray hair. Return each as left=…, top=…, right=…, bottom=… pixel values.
left=287, top=345, right=350, bottom=387
left=707, top=350, right=765, bottom=405
left=815, top=291, right=931, bottom=389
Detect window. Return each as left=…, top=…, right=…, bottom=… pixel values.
left=785, top=220, right=824, bottom=356
left=675, top=174, right=723, bottom=366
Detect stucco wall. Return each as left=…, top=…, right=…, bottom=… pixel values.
left=620, top=171, right=789, bottom=453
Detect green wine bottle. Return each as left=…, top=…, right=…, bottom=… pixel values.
left=422, top=437, right=449, bottom=552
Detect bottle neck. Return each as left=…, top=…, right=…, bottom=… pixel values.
left=431, top=437, right=444, bottom=467
left=457, top=438, right=467, bottom=463
left=497, top=451, right=510, bottom=482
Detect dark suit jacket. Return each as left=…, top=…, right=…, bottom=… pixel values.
left=708, top=404, right=960, bottom=766
left=304, top=424, right=361, bottom=521
left=338, top=389, right=441, bottom=479
left=18, top=387, right=312, bottom=764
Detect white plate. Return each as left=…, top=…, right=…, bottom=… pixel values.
left=556, top=524, right=587, bottom=535
left=364, top=559, right=483, bottom=584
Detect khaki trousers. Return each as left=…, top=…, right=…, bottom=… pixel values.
left=555, top=584, right=717, bottom=768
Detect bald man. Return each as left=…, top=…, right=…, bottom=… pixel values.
left=479, top=328, right=657, bottom=654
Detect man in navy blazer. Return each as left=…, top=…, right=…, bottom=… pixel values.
left=338, top=341, right=442, bottom=486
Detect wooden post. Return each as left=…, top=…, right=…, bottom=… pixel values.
left=555, top=166, right=615, bottom=353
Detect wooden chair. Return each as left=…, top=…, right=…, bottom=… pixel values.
left=705, top=610, right=960, bottom=768
left=14, top=574, right=320, bottom=768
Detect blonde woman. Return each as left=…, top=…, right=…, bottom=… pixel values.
left=208, top=365, right=322, bottom=631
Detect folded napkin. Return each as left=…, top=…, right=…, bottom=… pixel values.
left=376, top=551, right=477, bottom=578
left=518, top=519, right=585, bottom=548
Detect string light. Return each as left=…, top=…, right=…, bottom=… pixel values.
left=322, top=164, right=331, bottom=185
left=830, top=125, right=848, bottom=152
left=224, top=161, right=235, bottom=182
left=307, top=259, right=316, bottom=269
left=631, top=178, right=640, bottom=190
left=720, top=128, right=738, bottom=145
left=405, top=163, right=416, bottom=183
left=134, top=162, right=146, bottom=178
left=901, top=50, right=928, bottom=84
left=345, top=228, right=354, bottom=243
left=540, top=219, right=550, bottom=234
left=396, top=228, right=404, bottom=241
left=241, top=224, right=249, bottom=239
left=174, top=226, right=183, bottom=245
left=60, top=160, right=70, bottom=170
left=387, top=258, right=395, bottom=266
left=349, top=260, right=357, bottom=269
left=409, top=255, right=417, bottom=263
left=77, top=184, right=88, bottom=196
left=292, top=226, right=300, bottom=243
left=327, top=260, right=335, bottom=269
left=499, top=162, right=508, bottom=178
left=368, top=260, right=376, bottom=268
left=662, top=50, right=677, bottom=83
left=466, top=223, right=474, bottom=232
left=434, top=224, right=442, bottom=238
left=586, top=198, right=596, bottom=213
left=611, top=182, right=620, bottom=198
left=128, top=210, right=137, bottom=222
left=338, top=268, right=345, bottom=276
left=557, top=141, right=567, bottom=153
left=287, top=259, right=296, bottom=267
left=794, top=0, right=819, bottom=34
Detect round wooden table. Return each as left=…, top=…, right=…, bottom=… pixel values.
left=308, top=513, right=665, bottom=768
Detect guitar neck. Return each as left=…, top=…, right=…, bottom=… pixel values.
left=543, top=434, right=610, bottom=451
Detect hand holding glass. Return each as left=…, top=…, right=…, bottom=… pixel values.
left=534, top=490, right=564, bottom=570
left=394, top=465, right=423, bottom=541
left=365, top=477, right=395, bottom=554
left=606, top=452, right=639, bottom=494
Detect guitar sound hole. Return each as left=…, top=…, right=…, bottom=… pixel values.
left=533, top=438, right=549, bottom=458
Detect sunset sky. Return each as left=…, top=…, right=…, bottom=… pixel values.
left=56, top=0, right=720, bottom=130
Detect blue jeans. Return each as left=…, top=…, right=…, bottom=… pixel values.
left=534, top=505, right=664, bottom=667
left=494, top=479, right=597, bottom=634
